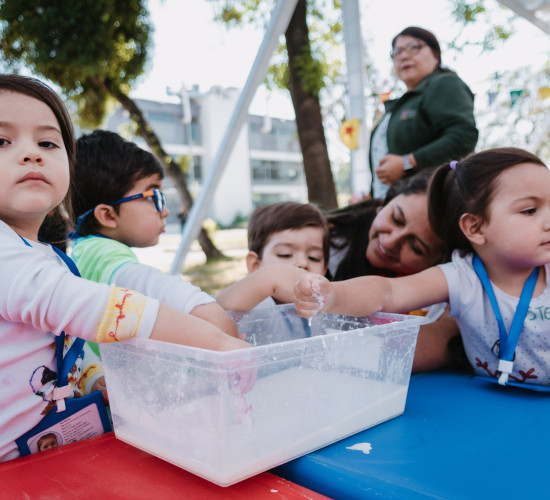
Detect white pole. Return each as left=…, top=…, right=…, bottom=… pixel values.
left=342, top=0, right=371, bottom=198
left=169, top=0, right=299, bottom=275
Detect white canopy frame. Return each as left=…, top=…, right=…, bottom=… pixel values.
left=168, top=0, right=549, bottom=275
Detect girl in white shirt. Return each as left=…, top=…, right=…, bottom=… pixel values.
left=0, top=74, right=250, bottom=462
left=294, top=148, right=550, bottom=389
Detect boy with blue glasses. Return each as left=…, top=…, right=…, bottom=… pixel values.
left=75, top=189, right=166, bottom=235
left=71, top=130, right=238, bottom=338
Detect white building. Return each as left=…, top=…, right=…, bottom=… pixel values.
left=103, top=86, right=306, bottom=226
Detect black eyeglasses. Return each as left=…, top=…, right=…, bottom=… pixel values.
left=390, top=42, right=426, bottom=60
left=76, top=189, right=166, bottom=234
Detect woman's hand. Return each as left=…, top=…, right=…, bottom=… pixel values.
left=375, top=154, right=407, bottom=185
left=294, top=273, right=333, bottom=318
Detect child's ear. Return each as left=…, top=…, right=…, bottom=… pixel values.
left=459, top=213, right=486, bottom=246
left=93, top=204, right=119, bottom=229
left=245, top=251, right=261, bottom=273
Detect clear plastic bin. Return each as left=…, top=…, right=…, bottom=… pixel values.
left=100, top=306, right=423, bottom=486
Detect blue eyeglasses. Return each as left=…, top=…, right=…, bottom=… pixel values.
left=75, top=189, right=166, bottom=235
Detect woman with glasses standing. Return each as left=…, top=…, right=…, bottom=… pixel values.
left=371, top=26, right=478, bottom=198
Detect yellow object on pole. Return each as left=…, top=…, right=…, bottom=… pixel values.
left=339, top=118, right=360, bottom=150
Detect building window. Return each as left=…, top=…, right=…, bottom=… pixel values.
left=248, top=119, right=300, bottom=152
left=171, top=155, right=202, bottom=183
left=147, top=112, right=175, bottom=123
left=253, top=193, right=286, bottom=207
left=145, top=111, right=201, bottom=146
left=189, top=121, right=201, bottom=145
left=190, top=156, right=202, bottom=182
left=146, top=111, right=182, bottom=144
left=250, top=159, right=303, bottom=183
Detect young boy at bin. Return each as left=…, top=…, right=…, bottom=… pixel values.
left=70, top=130, right=238, bottom=338
left=216, top=201, right=329, bottom=311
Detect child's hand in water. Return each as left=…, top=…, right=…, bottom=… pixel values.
left=225, top=357, right=257, bottom=395
left=294, top=273, right=333, bottom=318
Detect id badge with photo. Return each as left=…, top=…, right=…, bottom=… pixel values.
left=15, top=390, right=111, bottom=456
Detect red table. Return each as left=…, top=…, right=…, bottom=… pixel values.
left=1, top=432, right=331, bottom=499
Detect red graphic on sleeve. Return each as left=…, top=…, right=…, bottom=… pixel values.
left=108, top=290, right=132, bottom=341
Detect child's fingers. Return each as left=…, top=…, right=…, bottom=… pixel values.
left=294, top=299, right=321, bottom=318
left=295, top=274, right=321, bottom=297
left=226, top=358, right=257, bottom=394
left=294, top=274, right=329, bottom=318
left=295, top=274, right=330, bottom=301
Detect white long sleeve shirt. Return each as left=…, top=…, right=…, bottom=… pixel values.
left=0, top=221, right=158, bottom=461
left=71, top=235, right=215, bottom=313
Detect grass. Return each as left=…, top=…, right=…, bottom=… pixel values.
left=183, top=256, right=248, bottom=295
left=181, top=228, right=249, bottom=295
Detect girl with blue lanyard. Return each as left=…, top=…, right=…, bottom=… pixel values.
left=0, top=75, right=252, bottom=463
left=293, top=148, right=550, bottom=391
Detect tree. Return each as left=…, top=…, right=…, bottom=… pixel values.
left=0, top=0, right=222, bottom=259
left=449, top=0, right=515, bottom=50
left=215, top=0, right=339, bottom=210
left=448, top=0, right=550, bottom=162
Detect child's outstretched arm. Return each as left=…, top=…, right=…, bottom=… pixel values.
left=75, top=249, right=241, bottom=338
left=294, top=267, right=449, bottom=318
left=216, top=264, right=307, bottom=311
left=188, top=302, right=239, bottom=338
left=150, top=303, right=250, bottom=351
left=2, top=230, right=249, bottom=352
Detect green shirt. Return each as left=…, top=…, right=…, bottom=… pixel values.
left=371, top=70, right=478, bottom=172
left=71, top=236, right=138, bottom=285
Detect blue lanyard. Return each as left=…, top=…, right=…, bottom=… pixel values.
left=19, top=235, right=85, bottom=401
left=472, top=254, right=539, bottom=386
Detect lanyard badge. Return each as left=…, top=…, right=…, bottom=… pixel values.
left=472, top=254, right=547, bottom=391
left=15, top=237, right=111, bottom=456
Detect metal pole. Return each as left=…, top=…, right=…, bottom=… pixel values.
left=342, top=0, right=371, bottom=198
left=169, top=0, right=299, bottom=275
left=497, top=0, right=550, bottom=36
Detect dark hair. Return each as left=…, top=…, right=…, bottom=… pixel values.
left=428, top=147, right=547, bottom=259
left=248, top=201, right=330, bottom=265
left=328, top=168, right=436, bottom=280
left=392, top=26, right=452, bottom=73
left=0, top=74, right=76, bottom=244
left=38, top=211, right=70, bottom=252
left=72, top=130, right=164, bottom=236
left=37, top=432, right=58, bottom=450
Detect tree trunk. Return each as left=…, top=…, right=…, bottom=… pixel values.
left=285, top=0, right=338, bottom=210
left=104, top=83, right=224, bottom=260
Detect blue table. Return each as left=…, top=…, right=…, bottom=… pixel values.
left=273, top=372, right=550, bottom=500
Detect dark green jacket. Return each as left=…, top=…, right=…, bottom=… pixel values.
left=370, top=70, right=478, bottom=171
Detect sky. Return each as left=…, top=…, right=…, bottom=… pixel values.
left=132, top=0, right=550, bottom=120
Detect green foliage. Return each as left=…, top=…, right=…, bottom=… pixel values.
left=333, top=160, right=350, bottom=197
left=0, top=0, right=152, bottom=127
left=452, top=0, right=486, bottom=22
left=292, top=46, right=326, bottom=96
left=212, top=0, right=274, bottom=30
left=449, top=0, right=515, bottom=52
left=176, top=154, right=192, bottom=175
left=475, top=63, right=550, bottom=163
left=202, top=217, right=219, bottom=237
left=211, top=0, right=344, bottom=97
left=231, top=213, right=249, bottom=228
